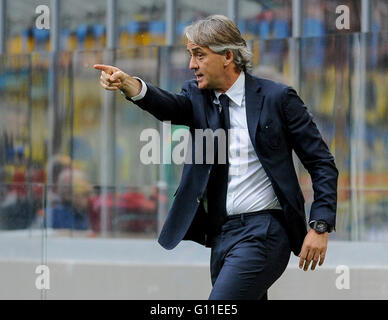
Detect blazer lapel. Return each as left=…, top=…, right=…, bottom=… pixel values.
left=245, top=73, right=264, bottom=153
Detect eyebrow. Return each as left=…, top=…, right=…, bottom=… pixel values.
left=187, top=47, right=205, bottom=54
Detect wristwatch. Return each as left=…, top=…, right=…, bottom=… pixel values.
left=309, top=220, right=330, bottom=234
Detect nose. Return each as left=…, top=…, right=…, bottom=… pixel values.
left=189, top=56, right=198, bottom=70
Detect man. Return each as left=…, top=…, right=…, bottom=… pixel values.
left=94, top=15, right=338, bottom=300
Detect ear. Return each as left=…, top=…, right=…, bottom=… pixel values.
left=224, top=50, right=234, bottom=66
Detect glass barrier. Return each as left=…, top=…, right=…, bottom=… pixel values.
left=45, top=184, right=160, bottom=238
left=0, top=183, right=45, bottom=299
left=298, top=32, right=388, bottom=240
left=1, top=32, right=388, bottom=279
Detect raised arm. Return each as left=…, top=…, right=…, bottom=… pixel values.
left=94, top=64, right=193, bottom=127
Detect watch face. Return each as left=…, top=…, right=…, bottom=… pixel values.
left=316, top=222, right=327, bottom=233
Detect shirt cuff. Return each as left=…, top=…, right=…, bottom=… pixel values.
left=120, top=77, right=147, bottom=101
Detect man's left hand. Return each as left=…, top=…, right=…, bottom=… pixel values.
left=298, top=229, right=328, bottom=271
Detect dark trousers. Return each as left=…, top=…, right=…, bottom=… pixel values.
left=208, top=210, right=291, bottom=300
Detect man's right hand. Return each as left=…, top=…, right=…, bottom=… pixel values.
left=93, top=64, right=141, bottom=97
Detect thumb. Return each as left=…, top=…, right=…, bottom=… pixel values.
left=110, top=70, right=124, bottom=82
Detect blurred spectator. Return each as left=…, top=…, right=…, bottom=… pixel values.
left=48, top=168, right=92, bottom=230
left=0, top=168, right=32, bottom=230
left=46, top=154, right=72, bottom=209
left=88, top=186, right=162, bottom=234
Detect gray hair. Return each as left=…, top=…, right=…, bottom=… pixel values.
left=184, top=15, right=252, bottom=72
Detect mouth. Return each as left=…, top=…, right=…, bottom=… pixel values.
left=195, top=73, right=204, bottom=81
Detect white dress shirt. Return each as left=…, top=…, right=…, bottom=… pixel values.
left=213, top=72, right=281, bottom=215
left=127, top=73, right=281, bottom=215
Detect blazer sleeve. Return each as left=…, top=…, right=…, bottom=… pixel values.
left=281, top=86, right=339, bottom=229
left=131, top=80, right=193, bottom=127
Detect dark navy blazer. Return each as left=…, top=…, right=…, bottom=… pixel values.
left=133, top=73, right=338, bottom=255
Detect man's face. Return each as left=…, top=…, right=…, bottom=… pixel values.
left=186, top=41, right=226, bottom=90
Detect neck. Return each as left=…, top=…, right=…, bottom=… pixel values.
left=216, top=69, right=241, bottom=93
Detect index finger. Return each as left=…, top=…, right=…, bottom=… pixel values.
left=93, top=64, right=116, bottom=73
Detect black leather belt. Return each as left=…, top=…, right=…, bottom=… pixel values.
left=205, top=209, right=286, bottom=247
left=226, top=209, right=283, bottom=221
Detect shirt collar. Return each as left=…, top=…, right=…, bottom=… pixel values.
left=214, top=71, right=245, bottom=107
